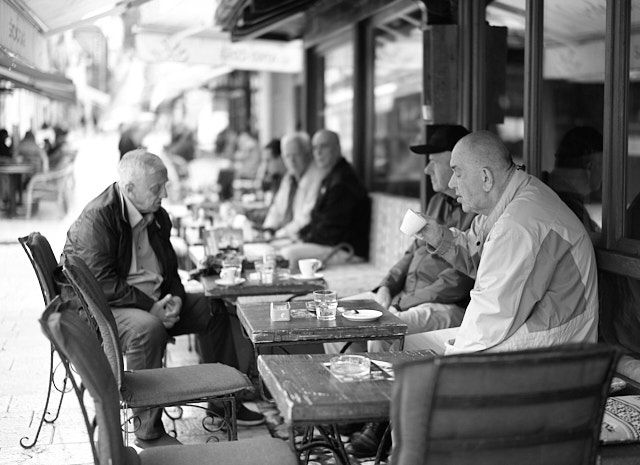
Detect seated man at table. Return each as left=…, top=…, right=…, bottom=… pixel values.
left=279, top=129, right=369, bottom=270
left=260, top=131, right=325, bottom=240
left=414, top=130, right=598, bottom=355
left=62, top=149, right=264, bottom=449
left=327, top=125, right=476, bottom=458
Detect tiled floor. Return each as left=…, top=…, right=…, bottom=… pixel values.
left=0, top=130, right=387, bottom=465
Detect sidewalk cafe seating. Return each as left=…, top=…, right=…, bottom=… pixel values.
left=24, top=151, right=76, bottom=219
left=39, top=297, right=298, bottom=465
left=390, top=343, right=619, bottom=465
left=18, top=232, right=67, bottom=449
left=61, top=254, right=254, bottom=440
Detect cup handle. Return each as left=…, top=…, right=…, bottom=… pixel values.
left=314, top=260, right=322, bottom=271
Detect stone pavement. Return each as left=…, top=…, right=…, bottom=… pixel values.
left=0, top=131, right=274, bottom=465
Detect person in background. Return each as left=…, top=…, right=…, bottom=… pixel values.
left=279, top=129, right=369, bottom=270
left=260, top=132, right=325, bottom=241
left=255, top=138, right=287, bottom=200
left=414, top=130, right=598, bottom=355
left=0, top=128, right=12, bottom=158
left=118, top=123, right=143, bottom=160
left=18, top=130, right=49, bottom=173
left=62, top=149, right=264, bottom=449
left=547, top=126, right=603, bottom=232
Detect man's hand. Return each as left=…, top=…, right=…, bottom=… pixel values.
left=416, top=217, right=446, bottom=248
left=375, top=286, right=392, bottom=309
left=150, top=294, right=181, bottom=329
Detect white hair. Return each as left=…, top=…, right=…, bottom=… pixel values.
left=117, top=149, right=166, bottom=185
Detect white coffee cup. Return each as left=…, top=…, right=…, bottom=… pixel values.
left=220, top=267, right=238, bottom=283
left=400, top=209, right=427, bottom=237
left=299, top=258, right=322, bottom=278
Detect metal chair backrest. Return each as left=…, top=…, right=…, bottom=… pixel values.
left=39, top=297, right=133, bottom=465
left=391, top=343, right=619, bottom=465
left=19, top=232, right=60, bottom=305
left=61, top=254, right=126, bottom=389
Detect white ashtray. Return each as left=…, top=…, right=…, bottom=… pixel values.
left=330, top=355, right=371, bottom=379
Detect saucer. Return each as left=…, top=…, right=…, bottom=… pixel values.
left=342, top=309, right=382, bottom=322
left=291, top=273, right=324, bottom=281
left=214, top=277, right=246, bottom=286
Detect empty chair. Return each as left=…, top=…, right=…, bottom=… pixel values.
left=18, top=232, right=66, bottom=449
left=61, top=254, right=253, bottom=441
left=39, top=297, right=298, bottom=465
left=391, top=344, right=619, bottom=465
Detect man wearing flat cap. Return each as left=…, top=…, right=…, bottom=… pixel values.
left=337, top=124, right=478, bottom=459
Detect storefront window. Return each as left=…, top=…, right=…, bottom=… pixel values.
left=324, top=42, right=354, bottom=161
left=371, top=11, right=422, bottom=196
left=626, top=3, right=640, bottom=239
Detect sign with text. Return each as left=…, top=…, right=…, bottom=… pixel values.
left=135, top=32, right=302, bottom=73
left=0, top=0, right=48, bottom=69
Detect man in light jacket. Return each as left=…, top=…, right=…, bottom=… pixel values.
left=415, top=130, right=598, bottom=354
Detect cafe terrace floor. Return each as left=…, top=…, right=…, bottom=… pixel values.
left=0, top=130, right=383, bottom=465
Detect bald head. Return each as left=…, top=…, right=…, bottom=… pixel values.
left=312, top=129, right=342, bottom=170
left=449, top=131, right=515, bottom=215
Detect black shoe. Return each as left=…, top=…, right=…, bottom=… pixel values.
left=347, top=422, right=390, bottom=458
left=336, top=421, right=366, bottom=437
left=208, top=401, right=266, bottom=427
left=134, top=433, right=182, bottom=449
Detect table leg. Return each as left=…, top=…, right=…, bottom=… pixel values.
left=289, top=424, right=351, bottom=465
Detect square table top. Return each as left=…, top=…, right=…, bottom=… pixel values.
left=236, top=299, right=408, bottom=345
left=201, top=274, right=325, bottom=299
left=258, top=350, right=434, bottom=424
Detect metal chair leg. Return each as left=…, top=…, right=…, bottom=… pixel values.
left=20, top=345, right=67, bottom=448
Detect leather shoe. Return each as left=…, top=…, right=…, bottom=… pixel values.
left=347, top=421, right=390, bottom=458
left=207, top=401, right=266, bottom=427
left=134, top=433, right=182, bottom=449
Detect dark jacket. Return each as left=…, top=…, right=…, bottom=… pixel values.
left=299, top=157, right=370, bottom=258
left=62, top=183, right=185, bottom=310
left=378, top=193, right=476, bottom=310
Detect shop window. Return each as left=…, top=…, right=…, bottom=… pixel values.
left=323, top=41, right=354, bottom=162
left=371, top=9, right=423, bottom=197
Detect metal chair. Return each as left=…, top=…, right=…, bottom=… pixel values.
left=39, top=297, right=298, bottom=465
left=18, top=232, right=68, bottom=449
left=391, top=343, right=619, bottom=465
left=61, top=254, right=253, bottom=440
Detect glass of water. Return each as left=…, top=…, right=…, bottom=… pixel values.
left=314, top=290, right=338, bottom=321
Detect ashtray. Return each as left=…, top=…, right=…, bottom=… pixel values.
left=330, top=355, right=371, bottom=379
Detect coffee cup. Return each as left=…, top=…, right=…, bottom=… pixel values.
left=220, top=267, right=238, bottom=283
left=400, top=209, right=427, bottom=237
left=299, top=258, right=322, bottom=278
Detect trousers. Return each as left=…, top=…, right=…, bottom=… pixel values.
left=113, top=292, right=237, bottom=440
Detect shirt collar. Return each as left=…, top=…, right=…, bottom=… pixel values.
left=119, top=186, right=145, bottom=228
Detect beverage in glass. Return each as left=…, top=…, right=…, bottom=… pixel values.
left=314, top=290, right=337, bottom=321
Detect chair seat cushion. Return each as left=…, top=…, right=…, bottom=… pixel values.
left=121, top=363, right=252, bottom=407
left=138, top=436, right=298, bottom=465
left=601, top=395, right=640, bottom=444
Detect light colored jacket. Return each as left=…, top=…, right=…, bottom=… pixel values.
left=263, top=162, right=325, bottom=238
left=430, top=169, right=598, bottom=354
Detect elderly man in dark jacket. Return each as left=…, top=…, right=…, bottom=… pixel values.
left=62, top=149, right=263, bottom=449
left=279, top=129, right=369, bottom=270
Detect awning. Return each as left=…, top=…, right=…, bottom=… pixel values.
left=0, top=48, right=76, bottom=102
left=216, top=0, right=316, bottom=41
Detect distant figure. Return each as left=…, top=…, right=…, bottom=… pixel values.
left=279, top=129, right=369, bottom=270
left=167, top=126, right=195, bottom=162
left=547, top=126, right=603, bottom=232
left=118, top=124, right=142, bottom=160
left=18, top=130, right=49, bottom=175
left=261, top=132, right=324, bottom=240
left=0, top=128, right=11, bottom=158
left=255, top=138, right=287, bottom=198
left=47, top=127, right=70, bottom=169
left=234, top=130, right=261, bottom=180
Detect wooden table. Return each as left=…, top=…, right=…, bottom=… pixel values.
left=258, top=350, right=433, bottom=464
left=202, top=274, right=325, bottom=300
left=0, top=163, right=35, bottom=217
left=236, top=299, right=408, bottom=351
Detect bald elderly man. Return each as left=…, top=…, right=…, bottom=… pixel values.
left=414, top=130, right=598, bottom=355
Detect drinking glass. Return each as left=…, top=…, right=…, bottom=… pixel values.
left=314, top=290, right=338, bottom=321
